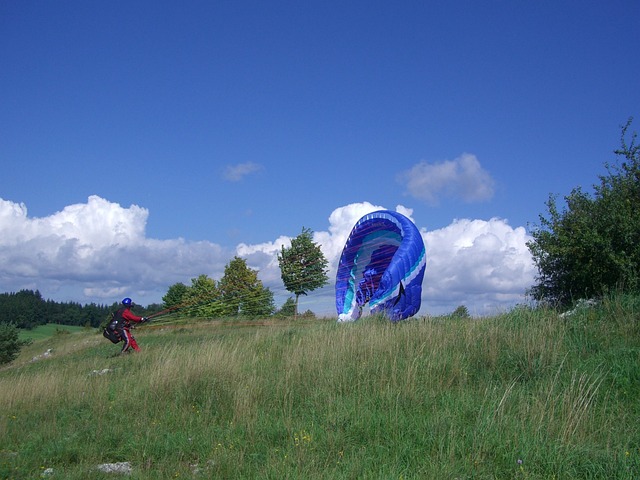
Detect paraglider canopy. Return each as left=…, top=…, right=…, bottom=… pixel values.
left=335, top=210, right=426, bottom=322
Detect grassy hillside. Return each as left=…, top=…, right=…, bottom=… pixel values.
left=18, top=323, right=87, bottom=342
left=1, top=297, right=639, bottom=479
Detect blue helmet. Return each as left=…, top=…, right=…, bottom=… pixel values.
left=122, top=297, right=133, bottom=306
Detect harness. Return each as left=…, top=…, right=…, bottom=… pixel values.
left=102, top=307, right=130, bottom=344
left=112, top=307, right=130, bottom=328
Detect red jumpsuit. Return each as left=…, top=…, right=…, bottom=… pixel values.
left=114, top=306, right=145, bottom=353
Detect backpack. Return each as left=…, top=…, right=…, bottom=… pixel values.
left=102, top=312, right=122, bottom=344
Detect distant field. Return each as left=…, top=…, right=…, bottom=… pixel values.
left=18, top=323, right=87, bottom=341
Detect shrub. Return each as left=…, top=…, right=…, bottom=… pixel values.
left=0, top=322, right=31, bottom=365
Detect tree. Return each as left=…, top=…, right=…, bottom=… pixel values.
left=277, top=227, right=329, bottom=316
left=0, top=322, right=31, bottom=365
left=218, top=257, right=275, bottom=317
left=527, top=119, right=640, bottom=307
left=451, top=305, right=470, bottom=319
left=163, top=282, right=189, bottom=309
left=0, top=290, right=46, bottom=329
left=276, top=297, right=297, bottom=317
left=183, top=274, right=223, bottom=318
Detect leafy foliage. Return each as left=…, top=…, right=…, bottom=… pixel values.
left=0, top=322, right=31, bottom=365
left=528, top=119, right=640, bottom=307
left=182, top=274, right=224, bottom=317
left=277, top=227, right=329, bottom=315
left=162, top=259, right=275, bottom=319
left=162, top=282, right=189, bottom=309
left=275, top=297, right=297, bottom=317
left=218, top=256, right=275, bottom=317
left=451, top=305, right=470, bottom=318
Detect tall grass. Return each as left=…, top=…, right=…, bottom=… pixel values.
left=1, top=297, right=639, bottom=479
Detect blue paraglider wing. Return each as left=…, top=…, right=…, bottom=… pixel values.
left=336, top=210, right=426, bottom=322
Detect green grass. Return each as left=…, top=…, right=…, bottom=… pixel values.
left=1, top=296, right=639, bottom=479
left=18, top=323, right=87, bottom=342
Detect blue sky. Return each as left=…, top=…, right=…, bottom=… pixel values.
left=1, top=1, right=638, bottom=316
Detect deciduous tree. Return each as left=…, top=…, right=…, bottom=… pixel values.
left=162, top=282, right=189, bottom=309
left=528, top=119, right=640, bottom=307
left=219, top=257, right=275, bottom=317
left=183, top=274, right=223, bottom=317
left=278, top=227, right=329, bottom=316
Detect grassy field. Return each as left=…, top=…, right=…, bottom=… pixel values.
left=1, top=296, right=639, bottom=479
left=17, top=323, right=87, bottom=342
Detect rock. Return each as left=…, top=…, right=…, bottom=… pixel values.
left=32, top=349, right=53, bottom=362
left=96, top=462, right=132, bottom=475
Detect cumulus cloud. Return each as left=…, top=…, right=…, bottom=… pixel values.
left=237, top=202, right=389, bottom=287
left=0, top=196, right=231, bottom=304
left=0, top=196, right=535, bottom=316
left=223, top=162, right=263, bottom=181
left=397, top=153, right=495, bottom=205
left=238, top=202, right=535, bottom=316
left=423, top=218, right=536, bottom=315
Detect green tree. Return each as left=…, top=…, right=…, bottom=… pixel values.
left=0, top=290, right=46, bottom=329
left=276, top=297, right=297, bottom=317
left=528, top=119, right=640, bottom=307
left=0, top=322, right=31, bottom=365
left=278, top=227, right=329, bottom=316
left=184, top=274, right=223, bottom=318
left=451, top=305, right=470, bottom=319
left=218, top=256, right=275, bottom=317
left=163, top=282, right=189, bottom=309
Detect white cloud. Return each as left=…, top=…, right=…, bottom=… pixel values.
left=423, top=218, right=536, bottom=315
left=236, top=203, right=535, bottom=316
left=237, top=201, right=389, bottom=282
left=223, top=162, right=263, bottom=181
left=397, top=153, right=495, bottom=205
left=0, top=196, right=231, bottom=305
left=0, top=197, right=535, bottom=316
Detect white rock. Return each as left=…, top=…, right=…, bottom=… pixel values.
left=96, top=462, right=132, bottom=475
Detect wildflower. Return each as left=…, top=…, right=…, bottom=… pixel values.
left=294, top=429, right=312, bottom=447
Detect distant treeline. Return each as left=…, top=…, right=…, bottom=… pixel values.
left=0, top=290, right=162, bottom=329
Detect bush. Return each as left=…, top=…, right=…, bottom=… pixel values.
left=451, top=305, right=470, bottom=318
left=528, top=119, right=640, bottom=307
left=0, top=322, right=31, bottom=365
